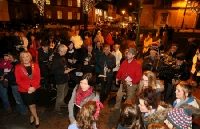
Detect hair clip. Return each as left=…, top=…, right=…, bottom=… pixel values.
left=94, top=101, right=104, bottom=119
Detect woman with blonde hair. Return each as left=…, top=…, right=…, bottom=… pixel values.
left=138, top=71, right=164, bottom=99
left=15, top=51, right=40, bottom=128
left=68, top=100, right=103, bottom=129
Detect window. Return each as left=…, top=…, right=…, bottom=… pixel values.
left=160, top=0, right=172, bottom=8
left=160, top=13, right=168, bottom=24
left=68, top=12, right=72, bottom=20
left=46, top=0, right=50, bottom=5
left=57, top=11, right=62, bottom=19
left=68, top=0, right=72, bottom=6
left=77, top=0, right=81, bottom=7
left=57, top=0, right=62, bottom=5
left=46, top=10, right=52, bottom=19
left=33, top=0, right=36, bottom=3
left=77, top=13, right=80, bottom=20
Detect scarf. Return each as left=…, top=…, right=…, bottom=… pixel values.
left=76, top=86, right=93, bottom=106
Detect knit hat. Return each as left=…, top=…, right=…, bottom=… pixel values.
left=167, top=108, right=192, bottom=129
left=128, top=48, right=136, bottom=55
left=40, top=41, right=49, bottom=46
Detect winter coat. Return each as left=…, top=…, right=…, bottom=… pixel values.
left=105, top=34, right=114, bottom=45
left=15, top=62, right=40, bottom=92
left=81, top=52, right=96, bottom=73
left=93, top=48, right=102, bottom=73
left=98, top=53, right=116, bottom=76
left=68, top=85, right=99, bottom=123
left=65, top=49, right=78, bottom=68
left=173, top=96, right=200, bottom=109
left=51, top=53, right=68, bottom=84
left=6, top=61, right=20, bottom=86
left=143, top=102, right=172, bottom=126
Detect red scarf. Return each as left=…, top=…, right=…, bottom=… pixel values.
left=76, top=86, right=93, bottom=106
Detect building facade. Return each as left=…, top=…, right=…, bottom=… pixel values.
left=140, top=0, right=199, bottom=29
left=7, top=0, right=83, bottom=25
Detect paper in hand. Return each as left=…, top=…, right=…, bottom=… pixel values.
left=125, top=76, right=132, bottom=82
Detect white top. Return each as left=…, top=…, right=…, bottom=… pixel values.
left=70, top=35, right=83, bottom=49
left=112, top=49, right=122, bottom=71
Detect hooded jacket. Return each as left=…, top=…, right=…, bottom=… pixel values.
left=143, top=101, right=172, bottom=126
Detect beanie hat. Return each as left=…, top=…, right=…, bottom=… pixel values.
left=176, top=53, right=185, bottom=61
left=128, top=48, right=136, bottom=55
left=167, top=108, right=192, bottom=129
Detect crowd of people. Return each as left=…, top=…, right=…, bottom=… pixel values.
left=0, top=25, right=200, bottom=129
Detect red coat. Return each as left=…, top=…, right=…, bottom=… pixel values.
left=116, top=59, right=142, bottom=84
left=15, top=62, right=40, bottom=92
left=105, top=34, right=114, bottom=45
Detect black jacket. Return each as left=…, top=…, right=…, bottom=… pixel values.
left=6, top=61, right=20, bottom=86
left=81, top=52, right=96, bottom=73
left=38, top=48, right=53, bottom=65
left=65, top=48, right=78, bottom=68
left=98, top=53, right=116, bottom=76
left=142, top=56, right=159, bottom=72
left=51, top=53, right=68, bottom=84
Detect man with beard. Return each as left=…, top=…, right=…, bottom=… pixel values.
left=111, top=48, right=142, bottom=111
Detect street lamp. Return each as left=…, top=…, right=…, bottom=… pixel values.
left=122, top=10, right=125, bottom=15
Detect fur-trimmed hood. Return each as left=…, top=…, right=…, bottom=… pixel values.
left=143, top=101, right=172, bottom=124
left=180, top=104, right=200, bottom=119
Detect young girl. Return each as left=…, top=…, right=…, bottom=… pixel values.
left=116, top=102, right=145, bottom=129
left=173, top=81, right=199, bottom=108
left=138, top=71, right=164, bottom=99
left=138, top=87, right=172, bottom=128
left=164, top=108, right=192, bottom=129
left=68, top=73, right=100, bottom=124
left=68, top=100, right=103, bottom=129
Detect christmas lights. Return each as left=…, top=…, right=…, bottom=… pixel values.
left=36, top=0, right=45, bottom=16
left=83, top=0, right=99, bottom=14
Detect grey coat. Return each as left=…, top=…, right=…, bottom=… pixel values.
left=68, top=85, right=100, bottom=123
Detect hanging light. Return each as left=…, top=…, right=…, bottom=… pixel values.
left=36, top=0, right=45, bottom=16
left=83, top=0, right=99, bottom=14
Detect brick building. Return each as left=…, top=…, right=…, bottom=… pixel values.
left=7, top=0, right=83, bottom=25
left=140, top=0, right=200, bottom=29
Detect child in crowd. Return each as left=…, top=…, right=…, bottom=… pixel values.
left=68, top=100, right=103, bottom=129
left=148, top=124, right=168, bottom=129
left=173, top=81, right=199, bottom=108
left=138, top=87, right=172, bottom=128
left=164, top=108, right=192, bottom=129
left=116, top=102, right=145, bottom=129
left=0, top=53, right=12, bottom=74
left=68, top=73, right=100, bottom=124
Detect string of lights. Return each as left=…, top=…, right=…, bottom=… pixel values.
left=36, top=0, right=45, bottom=16
left=83, top=0, right=99, bottom=14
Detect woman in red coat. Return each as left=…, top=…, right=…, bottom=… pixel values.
left=15, top=51, right=40, bottom=128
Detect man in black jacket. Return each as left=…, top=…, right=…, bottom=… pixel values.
left=51, top=44, right=73, bottom=114
left=164, top=53, right=190, bottom=104
left=98, top=44, right=116, bottom=97
left=38, top=41, right=53, bottom=90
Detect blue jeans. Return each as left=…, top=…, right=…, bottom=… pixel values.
left=11, top=85, right=28, bottom=114
left=0, top=83, right=11, bottom=110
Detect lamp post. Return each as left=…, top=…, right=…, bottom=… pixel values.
left=181, top=0, right=190, bottom=28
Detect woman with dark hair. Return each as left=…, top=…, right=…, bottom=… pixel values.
left=138, top=87, right=172, bottom=128
left=68, top=73, right=100, bottom=124
left=68, top=100, right=103, bottom=129
left=116, top=102, right=145, bottom=129
left=66, top=41, right=79, bottom=84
